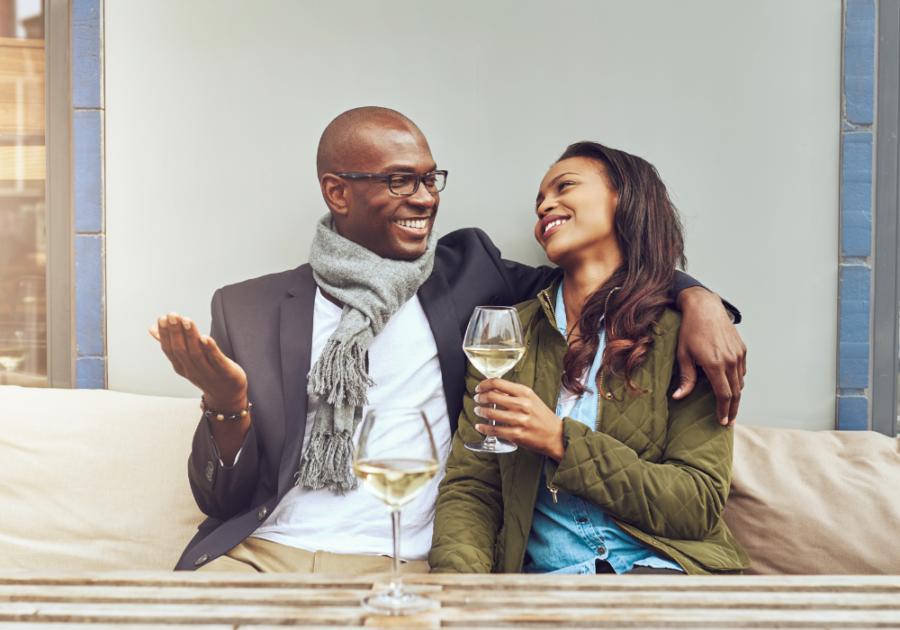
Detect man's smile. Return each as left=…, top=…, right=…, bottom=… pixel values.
left=394, top=217, right=431, bottom=236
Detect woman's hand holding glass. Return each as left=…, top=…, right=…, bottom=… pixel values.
left=473, top=378, right=566, bottom=462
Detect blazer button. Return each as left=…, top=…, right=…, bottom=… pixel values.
left=195, top=554, right=210, bottom=566
left=205, top=461, right=215, bottom=482
left=258, top=506, right=268, bottom=521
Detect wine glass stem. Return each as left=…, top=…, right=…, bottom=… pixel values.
left=389, top=508, right=403, bottom=598
left=483, top=403, right=499, bottom=447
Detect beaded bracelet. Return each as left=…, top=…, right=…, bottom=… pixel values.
left=200, top=396, right=252, bottom=422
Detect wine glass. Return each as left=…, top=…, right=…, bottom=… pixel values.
left=462, top=306, right=526, bottom=454
left=353, top=408, right=439, bottom=615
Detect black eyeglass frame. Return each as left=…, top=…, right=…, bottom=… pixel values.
left=334, top=170, right=448, bottom=196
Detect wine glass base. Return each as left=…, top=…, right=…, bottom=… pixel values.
left=361, top=590, right=436, bottom=616
left=465, top=438, right=517, bottom=453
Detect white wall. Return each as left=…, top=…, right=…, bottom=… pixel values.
left=106, top=0, right=841, bottom=431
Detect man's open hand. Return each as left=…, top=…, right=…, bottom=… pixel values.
left=149, top=312, right=248, bottom=412
left=674, top=288, right=747, bottom=427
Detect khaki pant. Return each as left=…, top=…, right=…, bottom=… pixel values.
left=196, top=536, right=431, bottom=574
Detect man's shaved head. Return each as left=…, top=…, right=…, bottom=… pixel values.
left=316, top=106, right=439, bottom=261
left=316, top=106, right=423, bottom=179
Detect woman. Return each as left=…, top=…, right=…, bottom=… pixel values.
left=429, top=142, right=749, bottom=575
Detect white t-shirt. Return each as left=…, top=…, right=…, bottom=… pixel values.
left=251, top=288, right=451, bottom=561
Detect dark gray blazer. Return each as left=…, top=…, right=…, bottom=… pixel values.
left=175, top=228, right=716, bottom=570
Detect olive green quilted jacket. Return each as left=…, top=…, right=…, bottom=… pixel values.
left=430, top=281, right=750, bottom=575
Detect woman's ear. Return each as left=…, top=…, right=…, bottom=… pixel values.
left=320, top=174, right=351, bottom=217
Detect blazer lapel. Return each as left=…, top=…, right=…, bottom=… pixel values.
left=277, top=264, right=317, bottom=498
left=417, top=270, right=465, bottom=435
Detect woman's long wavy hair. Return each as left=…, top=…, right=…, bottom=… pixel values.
left=558, top=142, right=686, bottom=397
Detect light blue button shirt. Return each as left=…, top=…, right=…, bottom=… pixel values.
left=523, top=282, right=683, bottom=575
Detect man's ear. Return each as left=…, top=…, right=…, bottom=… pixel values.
left=320, top=174, right=351, bottom=217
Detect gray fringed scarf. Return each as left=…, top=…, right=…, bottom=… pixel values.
left=295, top=213, right=438, bottom=494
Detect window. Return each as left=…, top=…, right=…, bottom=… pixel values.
left=0, top=0, right=46, bottom=387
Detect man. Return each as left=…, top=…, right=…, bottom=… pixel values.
left=150, top=107, right=746, bottom=573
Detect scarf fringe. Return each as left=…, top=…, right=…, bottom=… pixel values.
left=294, top=430, right=359, bottom=495
left=307, top=339, right=374, bottom=407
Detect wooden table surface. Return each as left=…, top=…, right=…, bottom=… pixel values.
left=0, top=572, right=898, bottom=629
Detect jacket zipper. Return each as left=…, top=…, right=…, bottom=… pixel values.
left=543, top=456, right=560, bottom=503
left=547, top=482, right=559, bottom=503
left=542, top=286, right=577, bottom=502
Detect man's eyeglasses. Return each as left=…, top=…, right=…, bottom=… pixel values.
left=335, top=170, right=448, bottom=197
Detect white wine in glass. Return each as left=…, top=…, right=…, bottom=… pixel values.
left=353, top=408, right=439, bottom=616
left=463, top=306, right=526, bottom=454
left=354, top=458, right=440, bottom=508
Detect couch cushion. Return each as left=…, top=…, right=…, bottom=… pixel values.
left=0, top=386, right=205, bottom=572
left=724, top=424, right=900, bottom=575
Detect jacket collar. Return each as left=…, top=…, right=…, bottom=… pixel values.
left=417, top=269, right=464, bottom=437
left=278, top=264, right=317, bottom=498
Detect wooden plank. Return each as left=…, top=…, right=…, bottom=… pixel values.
left=435, top=590, right=900, bottom=610
left=431, top=575, right=900, bottom=595
left=0, top=602, right=371, bottom=626
left=22, top=628, right=346, bottom=630
left=437, top=606, right=900, bottom=628
left=0, top=146, right=45, bottom=180
left=4, top=584, right=899, bottom=611
left=1, top=601, right=899, bottom=628
left=253, top=628, right=897, bottom=630
left=0, top=572, right=385, bottom=590
left=0, top=627, right=237, bottom=630
left=0, top=585, right=375, bottom=606
left=250, top=627, right=440, bottom=630
left=363, top=610, right=441, bottom=628
left=0, top=627, right=379, bottom=630
left=4, top=586, right=899, bottom=610
left=2, top=572, right=899, bottom=592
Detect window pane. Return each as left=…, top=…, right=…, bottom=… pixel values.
left=0, top=0, right=47, bottom=387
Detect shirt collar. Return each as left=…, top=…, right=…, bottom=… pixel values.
left=555, top=279, right=605, bottom=342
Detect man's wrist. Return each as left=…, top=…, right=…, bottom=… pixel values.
left=203, top=392, right=249, bottom=414
left=676, top=285, right=737, bottom=324
left=675, top=285, right=712, bottom=311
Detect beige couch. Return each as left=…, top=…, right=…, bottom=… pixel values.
left=1, top=385, right=899, bottom=574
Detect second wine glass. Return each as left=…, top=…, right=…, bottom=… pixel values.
left=353, top=408, right=439, bottom=615
left=462, top=306, right=525, bottom=454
